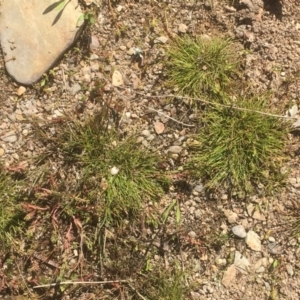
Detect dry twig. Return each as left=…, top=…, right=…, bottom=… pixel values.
left=33, top=280, right=128, bottom=289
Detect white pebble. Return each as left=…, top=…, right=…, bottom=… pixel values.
left=110, top=166, right=119, bottom=175
left=232, top=225, right=247, bottom=238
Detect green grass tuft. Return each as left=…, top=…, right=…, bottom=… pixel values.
left=141, top=265, right=189, bottom=300
left=0, top=166, right=25, bottom=250
left=186, top=95, right=288, bottom=194
left=33, top=111, right=169, bottom=227
left=165, top=36, right=240, bottom=104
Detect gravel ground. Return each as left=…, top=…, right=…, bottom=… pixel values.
left=1, top=0, right=300, bottom=299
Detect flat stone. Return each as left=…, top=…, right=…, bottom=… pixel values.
left=154, top=121, right=165, bottom=134
left=141, top=130, right=151, bottom=137
left=178, top=23, right=188, bottom=33
left=223, top=210, right=238, bottom=224
left=168, top=146, right=182, bottom=154
left=90, top=35, right=100, bottom=50
left=286, top=264, right=294, bottom=276
left=155, top=36, right=168, bottom=44
left=215, top=258, right=227, bottom=266
left=69, top=83, right=81, bottom=95
left=232, top=225, right=247, bottom=238
left=268, top=236, right=275, bottom=243
left=17, top=86, right=26, bottom=96
left=90, top=62, right=100, bottom=72
left=112, top=70, right=124, bottom=86
left=254, top=258, right=268, bottom=271
left=0, top=0, right=84, bottom=84
left=194, top=184, right=204, bottom=193
left=194, top=209, right=201, bottom=219
left=222, top=264, right=236, bottom=288
left=247, top=203, right=255, bottom=216
left=245, top=230, right=261, bottom=251
left=256, top=266, right=265, bottom=273
left=252, top=210, right=266, bottom=221
left=1, top=131, right=18, bottom=143
left=234, top=251, right=250, bottom=274
left=268, top=242, right=283, bottom=254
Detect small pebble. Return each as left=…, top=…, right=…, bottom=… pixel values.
left=90, top=35, right=100, bottom=50
left=141, top=130, right=151, bottom=137
left=17, top=86, right=26, bottom=96
left=222, top=265, right=236, bottom=287
left=69, top=83, right=81, bottom=95
left=178, top=23, right=188, bottom=33
left=256, top=266, right=265, bottom=273
left=245, top=230, right=261, bottom=251
left=90, top=62, right=100, bottom=72
left=1, top=131, right=18, bottom=143
left=286, top=264, right=294, bottom=276
left=194, top=184, right=204, bottom=193
left=146, top=134, right=155, bottom=141
left=232, top=225, right=247, bottom=238
left=234, top=251, right=250, bottom=274
left=168, top=146, right=182, bottom=154
left=194, top=209, right=201, bottom=219
left=223, top=210, right=238, bottom=224
left=188, top=231, right=197, bottom=238
left=155, top=36, right=168, bottom=44
left=215, top=258, right=227, bottom=266
left=268, top=242, right=282, bottom=254
left=268, top=236, right=275, bottom=243
left=112, top=70, right=124, bottom=86
left=154, top=121, right=165, bottom=134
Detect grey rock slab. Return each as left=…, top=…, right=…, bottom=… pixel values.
left=0, top=0, right=84, bottom=84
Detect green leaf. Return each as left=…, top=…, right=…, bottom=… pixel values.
left=55, top=0, right=67, bottom=11
left=175, top=201, right=181, bottom=225
left=40, top=78, right=46, bottom=87
left=76, top=14, right=85, bottom=27
left=273, top=259, right=279, bottom=269
left=162, top=200, right=176, bottom=224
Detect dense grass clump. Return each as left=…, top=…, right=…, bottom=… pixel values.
left=186, top=96, right=288, bottom=194
left=33, top=111, right=169, bottom=227
left=165, top=36, right=240, bottom=104
left=0, top=166, right=25, bottom=250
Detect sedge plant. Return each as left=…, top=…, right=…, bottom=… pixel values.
left=165, top=35, right=240, bottom=105
left=186, top=95, right=288, bottom=195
